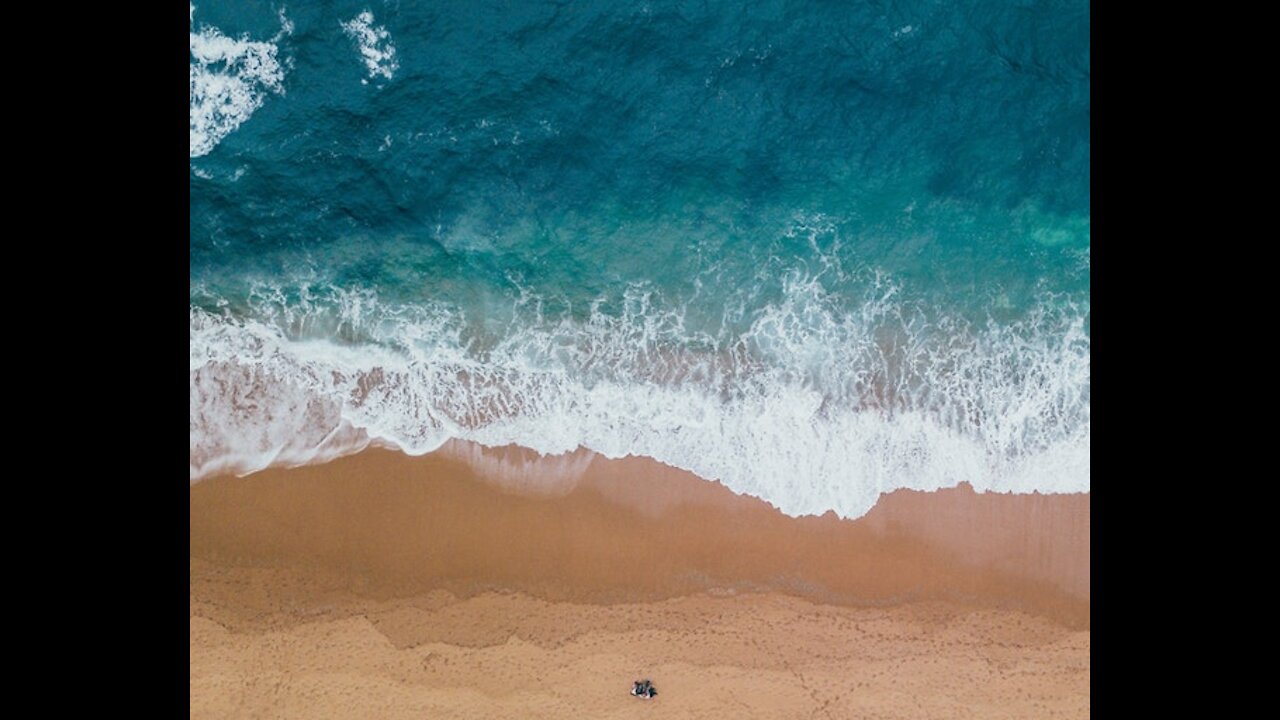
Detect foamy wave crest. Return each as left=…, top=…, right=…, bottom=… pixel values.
left=342, top=10, right=398, bottom=82
left=189, top=4, right=289, bottom=158
left=190, top=280, right=1089, bottom=518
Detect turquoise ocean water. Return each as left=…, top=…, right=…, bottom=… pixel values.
left=190, top=1, right=1089, bottom=517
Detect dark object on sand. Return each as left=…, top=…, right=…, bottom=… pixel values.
left=631, top=679, right=657, bottom=699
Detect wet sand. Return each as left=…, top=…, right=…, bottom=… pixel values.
left=190, top=443, right=1089, bottom=718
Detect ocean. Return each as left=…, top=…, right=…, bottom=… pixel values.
left=190, top=0, right=1089, bottom=518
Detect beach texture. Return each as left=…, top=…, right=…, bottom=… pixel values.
left=191, top=446, right=1089, bottom=718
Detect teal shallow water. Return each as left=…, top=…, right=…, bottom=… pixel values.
left=190, top=1, right=1089, bottom=517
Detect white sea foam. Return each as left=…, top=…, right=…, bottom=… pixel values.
left=342, top=10, right=398, bottom=82
left=189, top=4, right=288, bottom=158
left=190, top=279, right=1090, bottom=519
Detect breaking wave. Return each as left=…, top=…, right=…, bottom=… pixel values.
left=190, top=276, right=1089, bottom=518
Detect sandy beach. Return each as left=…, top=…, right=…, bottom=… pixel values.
left=190, top=1, right=1090, bottom=714
left=191, top=444, right=1089, bottom=718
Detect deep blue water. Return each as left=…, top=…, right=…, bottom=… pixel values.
left=190, top=1, right=1089, bottom=517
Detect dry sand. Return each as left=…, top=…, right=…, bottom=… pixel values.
left=191, top=443, right=1089, bottom=718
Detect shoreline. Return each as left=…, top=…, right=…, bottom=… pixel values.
left=192, top=442, right=1088, bottom=627
left=191, top=443, right=1089, bottom=717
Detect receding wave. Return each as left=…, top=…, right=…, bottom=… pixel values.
left=190, top=272, right=1088, bottom=519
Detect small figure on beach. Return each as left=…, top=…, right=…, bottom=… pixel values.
left=631, top=679, right=657, bottom=699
